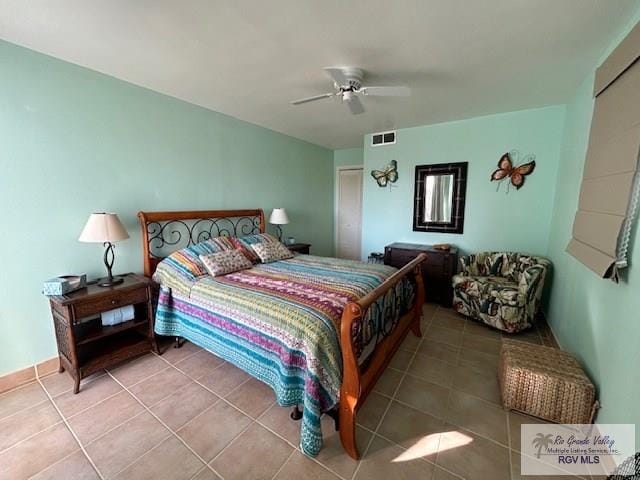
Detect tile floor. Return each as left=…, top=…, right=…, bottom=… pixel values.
left=1, top=304, right=593, bottom=480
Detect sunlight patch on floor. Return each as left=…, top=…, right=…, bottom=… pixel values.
left=392, top=430, right=473, bottom=462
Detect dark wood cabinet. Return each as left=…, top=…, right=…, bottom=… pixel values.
left=384, top=243, right=458, bottom=306
left=287, top=243, right=311, bottom=254
left=48, top=273, right=158, bottom=393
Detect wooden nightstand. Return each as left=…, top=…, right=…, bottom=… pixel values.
left=384, top=243, right=458, bottom=307
left=48, top=273, right=158, bottom=393
left=287, top=243, right=311, bottom=254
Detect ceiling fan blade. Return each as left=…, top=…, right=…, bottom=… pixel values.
left=346, top=96, right=365, bottom=115
left=290, top=93, right=335, bottom=105
left=359, top=86, right=411, bottom=97
left=324, top=67, right=350, bottom=86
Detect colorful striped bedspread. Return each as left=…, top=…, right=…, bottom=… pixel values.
left=154, top=254, right=413, bottom=456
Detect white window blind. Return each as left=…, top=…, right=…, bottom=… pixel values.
left=566, top=21, right=640, bottom=281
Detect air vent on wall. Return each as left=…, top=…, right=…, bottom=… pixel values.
left=371, top=130, right=396, bottom=146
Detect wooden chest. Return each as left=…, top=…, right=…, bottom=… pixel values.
left=384, top=242, right=458, bottom=306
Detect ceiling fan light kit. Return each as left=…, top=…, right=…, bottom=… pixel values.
left=290, top=66, right=411, bottom=115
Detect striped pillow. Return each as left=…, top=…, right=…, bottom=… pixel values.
left=162, top=236, right=235, bottom=279
left=232, top=233, right=279, bottom=263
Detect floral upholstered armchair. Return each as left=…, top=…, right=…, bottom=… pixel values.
left=452, top=252, right=551, bottom=333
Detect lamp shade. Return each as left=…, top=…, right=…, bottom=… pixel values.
left=269, top=208, right=290, bottom=225
left=78, top=213, right=129, bottom=243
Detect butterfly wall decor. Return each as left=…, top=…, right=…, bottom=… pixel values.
left=371, top=160, right=398, bottom=189
left=490, top=151, right=536, bottom=192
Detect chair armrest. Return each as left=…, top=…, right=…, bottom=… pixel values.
left=518, top=264, right=547, bottom=300
left=458, top=255, right=473, bottom=276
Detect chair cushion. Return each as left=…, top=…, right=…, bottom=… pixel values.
left=453, top=274, right=521, bottom=304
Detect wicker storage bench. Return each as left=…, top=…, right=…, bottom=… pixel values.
left=498, top=339, right=598, bottom=423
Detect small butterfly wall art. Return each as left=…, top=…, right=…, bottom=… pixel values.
left=490, top=151, right=536, bottom=192
left=371, top=160, right=398, bottom=189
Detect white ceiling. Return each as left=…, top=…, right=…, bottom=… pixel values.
left=1, top=1, right=637, bottom=149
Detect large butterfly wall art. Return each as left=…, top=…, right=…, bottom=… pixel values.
left=490, top=151, right=536, bottom=191
left=371, top=160, right=398, bottom=189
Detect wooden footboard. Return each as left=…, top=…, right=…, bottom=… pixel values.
left=339, top=254, right=427, bottom=459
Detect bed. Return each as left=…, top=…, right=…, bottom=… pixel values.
left=138, top=209, right=426, bottom=459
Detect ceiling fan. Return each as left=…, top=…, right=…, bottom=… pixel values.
left=290, top=67, right=410, bottom=115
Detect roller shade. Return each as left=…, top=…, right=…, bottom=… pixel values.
left=567, top=21, right=640, bottom=281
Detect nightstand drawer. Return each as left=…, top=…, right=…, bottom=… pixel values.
left=73, top=287, right=148, bottom=319
left=385, top=248, right=421, bottom=267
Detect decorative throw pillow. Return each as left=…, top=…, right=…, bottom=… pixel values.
left=250, top=242, right=294, bottom=264
left=161, top=236, right=233, bottom=279
left=232, top=233, right=279, bottom=263
left=205, top=235, right=236, bottom=252
left=199, top=249, right=253, bottom=277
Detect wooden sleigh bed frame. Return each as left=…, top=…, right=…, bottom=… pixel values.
left=138, top=208, right=426, bottom=459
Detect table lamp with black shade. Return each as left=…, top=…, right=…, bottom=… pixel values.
left=269, top=208, right=289, bottom=242
left=79, top=212, right=129, bottom=287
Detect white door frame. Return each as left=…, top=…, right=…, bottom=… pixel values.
left=334, top=165, right=364, bottom=258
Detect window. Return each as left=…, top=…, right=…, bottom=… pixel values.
left=567, top=21, right=640, bottom=281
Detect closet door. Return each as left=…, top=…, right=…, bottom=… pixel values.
left=336, top=167, right=363, bottom=260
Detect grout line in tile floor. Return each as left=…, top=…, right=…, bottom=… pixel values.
left=27, top=349, right=252, bottom=479
left=0, top=397, right=49, bottom=423
left=63, top=387, right=130, bottom=422
left=204, top=419, right=258, bottom=471
left=34, top=376, right=105, bottom=480
left=152, top=350, right=256, bottom=420
left=269, top=449, right=296, bottom=480
left=0, top=419, right=65, bottom=456
left=106, top=370, right=224, bottom=480
left=430, top=311, right=460, bottom=480
left=350, top=311, right=444, bottom=480
left=506, top=408, right=514, bottom=479
left=355, top=424, right=469, bottom=480
left=10, top=306, right=554, bottom=480
left=41, top=370, right=109, bottom=399
left=254, top=413, right=350, bottom=480
left=148, top=349, right=280, bottom=473
left=25, top=448, right=89, bottom=480
left=0, top=381, right=38, bottom=399
left=82, top=408, right=151, bottom=448
left=353, top=306, right=520, bottom=480
left=105, top=429, right=174, bottom=479
left=189, top=465, right=217, bottom=480
left=152, top=344, right=353, bottom=480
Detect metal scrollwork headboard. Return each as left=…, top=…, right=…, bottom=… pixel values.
left=137, top=209, right=265, bottom=277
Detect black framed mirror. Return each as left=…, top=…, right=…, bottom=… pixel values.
left=413, top=162, right=468, bottom=234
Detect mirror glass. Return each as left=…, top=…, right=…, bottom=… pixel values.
left=423, top=174, right=454, bottom=223
left=413, top=162, right=468, bottom=234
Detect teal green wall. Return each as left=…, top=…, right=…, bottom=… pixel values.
left=361, top=106, right=566, bottom=259
left=0, top=41, right=333, bottom=375
left=546, top=13, right=640, bottom=442
left=334, top=147, right=363, bottom=169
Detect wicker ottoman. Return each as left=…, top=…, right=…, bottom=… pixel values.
left=498, top=339, right=599, bottom=424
